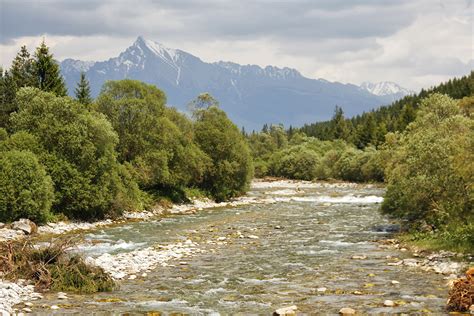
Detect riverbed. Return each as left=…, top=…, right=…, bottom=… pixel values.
left=26, top=181, right=453, bottom=314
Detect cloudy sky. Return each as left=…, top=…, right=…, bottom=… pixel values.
left=0, top=0, right=472, bottom=90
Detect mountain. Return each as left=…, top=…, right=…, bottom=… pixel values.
left=360, top=81, right=414, bottom=102
left=60, top=36, right=411, bottom=129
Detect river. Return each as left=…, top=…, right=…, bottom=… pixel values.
left=32, top=181, right=449, bottom=314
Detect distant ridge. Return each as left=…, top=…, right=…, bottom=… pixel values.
left=61, top=36, right=412, bottom=129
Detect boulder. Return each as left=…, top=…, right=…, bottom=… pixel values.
left=273, top=305, right=298, bottom=316
left=11, top=219, right=37, bottom=235
left=339, top=307, right=356, bottom=315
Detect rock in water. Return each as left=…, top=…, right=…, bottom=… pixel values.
left=339, top=307, right=356, bottom=315
left=11, top=219, right=37, bottom=235
left=273, top=305, right=298, bottom=315
left=384, top=300, right=395, bottom=307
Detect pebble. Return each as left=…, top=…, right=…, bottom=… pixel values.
left=51, top=305, right=59, bottom=310
left=247, top=235, right=259, bottom=239
left=384, top=300, right=395, bottom=307
left=22, top=307, right=32, bottom=312
left=57, top=292, right=68, bottom=299
left=339, top=307, right=356, bottom=315
left=316, top=287, right=327, bottom=292
left=128, top=275, right=137, bottom=280
left=273, top=305, right=298, bottom=315
left=351, top=255, right=367, bottom=260
left=391, top=280, right=400, bottom=285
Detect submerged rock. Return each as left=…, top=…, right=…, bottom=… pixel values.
left=273, top=305, right=298, bottom=315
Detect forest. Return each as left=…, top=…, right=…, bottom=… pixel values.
left=0, top=42, right=472, bottom=252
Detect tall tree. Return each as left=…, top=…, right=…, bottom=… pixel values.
left=75, top=72, right=92, bottom=105
left=0, top=70, right=18, bottom=129
left=10, top=46, right=35, bottom=88
left=330, top=106, right=350, bottom=140
left=33, top=40, right=67, bottom=96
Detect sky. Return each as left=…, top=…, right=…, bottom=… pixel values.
left=0, top=0, right=472, bottom=91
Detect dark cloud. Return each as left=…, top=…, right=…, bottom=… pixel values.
left=1, top=0, right=416, bottom=43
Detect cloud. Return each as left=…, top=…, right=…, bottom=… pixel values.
left=0, top=0, right=471, bottom=90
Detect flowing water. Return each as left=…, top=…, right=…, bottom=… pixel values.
left=33, top=181, right=450, bottom=314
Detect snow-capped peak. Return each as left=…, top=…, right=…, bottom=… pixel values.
left=134, top=36, right=180, bottom=63
left=360, top=81, right=414, bottom=97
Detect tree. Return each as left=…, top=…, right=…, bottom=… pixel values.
left=33, top=40, right=67, bottom=96
left=10, top=46, right=36, bottom=88
left=0, top=150, right=54, bottom=223
left=330, top=106, right=350, bottom=141
left=75, top=72, right=92, bottom=105
left=0, top=70, right=18, bottom=129
left=193, top=102, right=253, bottom=201
left=97, top=80, right=209, bottom=190
left=382, top=93, right=473, bottom=230
left=10, top=87, right=141, bottom=220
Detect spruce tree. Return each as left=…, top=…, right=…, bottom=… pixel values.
left=0, top=70, right=18, bottom=129
left=33, top=40, right=68, bottom=96
left=10, top=46, right=35, bottom=88
left=330, top=106, right=350, bottom=140
left=75, top=72, right=92, bottom=105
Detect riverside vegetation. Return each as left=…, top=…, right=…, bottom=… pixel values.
left=0, top=42, right=472, bottom=299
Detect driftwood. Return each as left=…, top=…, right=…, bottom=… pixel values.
left=447, top=267, right=474, bottom=312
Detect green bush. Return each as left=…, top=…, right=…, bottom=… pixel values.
left=96, top=80, right=210, bottom=191
left=193, top=103, right=253, bottom=201
left=10, top=87, right=141, bottom=220
left=382, top=94, right=473, bottom=231
left=0, top=150, right=54, bottom=223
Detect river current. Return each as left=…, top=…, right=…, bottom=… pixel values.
left=33, top=181, right=449, bottom=314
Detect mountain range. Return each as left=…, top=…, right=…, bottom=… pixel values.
left=60, top=36, right=414, bottom=129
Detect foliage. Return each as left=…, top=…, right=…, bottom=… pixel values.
left=96, top=80, right=210, bottom=190
left=193, top=104, right=253, bottom=201
left=382, top=94, right=473, bottom=249
left=33, top=41, right=68, bottom=96
left=9, top=87, right=141, bottom=220
left=0, top=150, right=54, bottom=223
left=75, top=72, right=93, bottom=105
left=300, top=72, right=474, bottom=148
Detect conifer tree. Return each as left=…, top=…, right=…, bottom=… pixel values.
left=75, top=72, right=92, bottom=105
left=33, top=40, right=67, bottom=96
left=0, top=70, right=18, bottom=129
left=10, top=46, right=35, bottom=88
left=330, top=106, right=350, bottom=141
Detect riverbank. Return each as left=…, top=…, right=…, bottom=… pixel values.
left=1, top=180, right=472, bottom=314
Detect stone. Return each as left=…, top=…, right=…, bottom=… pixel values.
left=51, top=305, right=59, bottom=310
left=24, top=302, right=33, bottom=307
left=316, top=287, right=327, bottom=293
left=273, top=305, right=298, bottom=316
left=384, top=300, right=395, bottom=307
left=0, top=222, right=5, bottom=229
left=391, top=280, right=400, bottom=285
left=22, top=307, right=32, bottom=312
left=351, top=255, right=367, bottom=260
left=128, top=275, right=137, bottom=280
left=11, top=219, right=37, bottom=235
left=247, top=235, right=259, bottom=239
left=57, top=292, right=68, bottom=299
left=339, top=307, right=356, bottom=315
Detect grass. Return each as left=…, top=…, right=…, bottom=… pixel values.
left=0, top=237, right=115, bottom=293
left=398, top=226, right=474, bottom=256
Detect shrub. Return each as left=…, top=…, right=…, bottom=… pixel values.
left=0, top=150, right=54, bottom=223
left=193, top=104, right=253, bottom=201
left=10, top=87, right=141, bottom=220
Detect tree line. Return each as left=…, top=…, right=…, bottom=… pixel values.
left=0, top=42, right=253, bottom=223
left=299, top=72, right=474, bottom=149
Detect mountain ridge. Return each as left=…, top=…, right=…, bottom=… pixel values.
left=60, top=36, right=413, bottom=129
